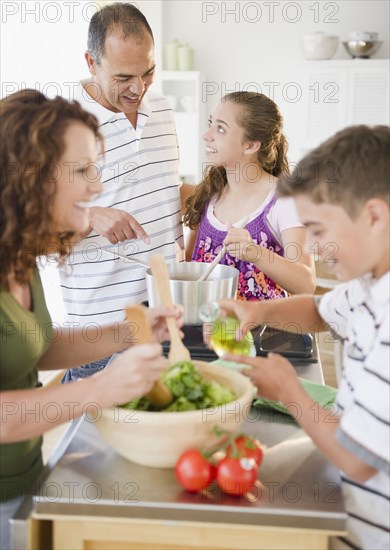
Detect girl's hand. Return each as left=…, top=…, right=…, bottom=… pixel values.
left=98, top=343, right=169, bottom=405
left=222, top=352, right=300, bottom=404
left=147, top=305, right=184, bottom=342
left=224, top=228, right=259, bottom=263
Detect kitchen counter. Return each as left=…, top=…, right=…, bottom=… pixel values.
left=13, top=353, right=346, bottom=549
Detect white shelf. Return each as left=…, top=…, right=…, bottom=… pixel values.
left=161, top=70, right=206, bottom=184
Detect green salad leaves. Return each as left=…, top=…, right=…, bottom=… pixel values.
left=121, top=361, right=236, bottom=412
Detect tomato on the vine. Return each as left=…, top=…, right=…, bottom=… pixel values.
left=175, top=449, right=217, bottom=493
left=226, top=435, right=263, bottom=466
left=216, top=456, right=258, bottom=496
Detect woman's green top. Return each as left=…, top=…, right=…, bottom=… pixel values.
left=0, top=270, right=53, bottom=502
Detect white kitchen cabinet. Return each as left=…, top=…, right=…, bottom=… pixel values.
left=161, top=70, right=206, bottom=184
left=300, top=59, right=389, bottom=155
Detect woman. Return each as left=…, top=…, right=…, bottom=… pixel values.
left=0, top=90, right=181, bottom=549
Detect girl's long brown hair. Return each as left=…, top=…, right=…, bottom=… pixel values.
left=183, top=91, right=289, bottom=229
left=0, top=89, right=102, bottom=289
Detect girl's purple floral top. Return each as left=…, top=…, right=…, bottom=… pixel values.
left=192, top=195, right=288, bottom=301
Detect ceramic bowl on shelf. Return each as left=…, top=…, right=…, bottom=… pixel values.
left=300, top=32, right=339, bottom=60
left=343, top=40, right=382, bottom=59
left=347, top=31, right=379, bottom=42
left=95, top=361, right=254, bottom=468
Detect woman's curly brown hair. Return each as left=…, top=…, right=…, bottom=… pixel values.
left=183, top=91, right=289, bottom=229
left=0, top=89, right=102, bottom=289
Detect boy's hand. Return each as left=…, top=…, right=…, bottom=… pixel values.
left=217, top=299, right=263, bottom=341
left=223, top=352, right=301, bottom=403
left=147, top=305, right=184, bottom=342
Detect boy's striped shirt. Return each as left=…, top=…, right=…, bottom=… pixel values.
left=318, top=272, right=390, bottom=549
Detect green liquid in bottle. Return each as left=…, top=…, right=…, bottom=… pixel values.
left=209, top=317, right=254, bottom=357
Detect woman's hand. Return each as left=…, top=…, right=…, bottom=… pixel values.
left=98, top=343, right=169, bottom=405
left=222, top=352, right=300, bottom=404
left=147, top=305, right=184, bottom=342
left=224, top=227, right=259, bottom=263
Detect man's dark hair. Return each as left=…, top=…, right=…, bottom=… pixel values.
left=87, top=2, right=154, bottom=65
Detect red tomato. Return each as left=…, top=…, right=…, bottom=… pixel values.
left=175, top=449, right=217, bottom=493
left=226, top=435, right=263, bottom=466
left=216, top=456, right=258, bottom=496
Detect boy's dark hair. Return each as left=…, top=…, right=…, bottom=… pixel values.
left=278, top=125, right=390, bottom=217
left=87, top=2, right=154, bottom=65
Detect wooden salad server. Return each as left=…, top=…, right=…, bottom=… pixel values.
left=149, top=254, right=191, bottom=364
left=125, top=304, right=173, bottom=408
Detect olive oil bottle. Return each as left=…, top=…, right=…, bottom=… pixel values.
left=199, top=302, right=255, bottom=357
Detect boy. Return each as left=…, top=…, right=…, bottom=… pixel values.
left=219, top=125, right=389, bottom=549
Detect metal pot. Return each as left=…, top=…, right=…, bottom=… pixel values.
left=146, top=262, right=239, bottom=325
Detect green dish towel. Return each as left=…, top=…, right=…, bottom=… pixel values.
left=212, top=359, right=337, bottom=424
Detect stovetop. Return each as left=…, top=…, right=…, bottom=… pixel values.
left=163, top=324, right=317, bottom=364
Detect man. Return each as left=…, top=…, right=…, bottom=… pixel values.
left=60, top=3, right=189, bottom=381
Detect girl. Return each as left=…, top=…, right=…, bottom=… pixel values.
left=184, top=92, right=315, bottom=300
left=0, top=90, right=181, bottom=549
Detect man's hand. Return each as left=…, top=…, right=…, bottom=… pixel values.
left=89, top=206, right=151, bottom=244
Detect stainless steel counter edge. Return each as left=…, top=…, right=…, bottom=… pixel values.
left=32, top=407, right=346, bottom=530
left=11, top=352, right=346, bottom=548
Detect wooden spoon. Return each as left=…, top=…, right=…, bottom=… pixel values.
left=197, top=216, right=250, bottom=282
left=125, top=304, right=173, bottom=408
left=149, top=254, right=191, bottom=364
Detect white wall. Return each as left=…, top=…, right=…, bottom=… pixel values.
left=2, top=0, right=388, bottom=158
left=0, top=0, right=162, bottom=98
left=162, top=0, right=389, bottom=162
left=1, top=1, right=89, bottom=98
